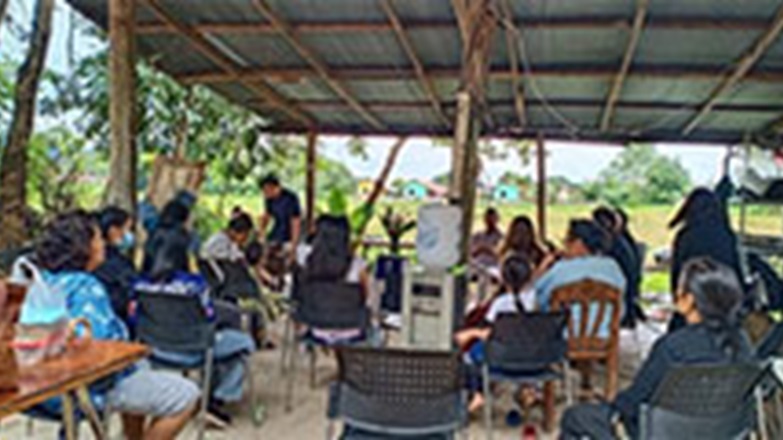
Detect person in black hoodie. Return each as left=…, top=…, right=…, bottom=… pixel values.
left=593, top=206, right=642, bottom=328
left=668, top=188, right=744, bottom=332
left=93, top=206, right=138, bottom=323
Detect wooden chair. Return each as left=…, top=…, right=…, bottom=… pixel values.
left=550, top=279, right=622, bottom=400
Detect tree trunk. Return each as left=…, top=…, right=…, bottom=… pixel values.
left=365, top=136, right=408, bottom=207
left=0, top=0, right=55, bottom=249
left=0, top=0, right=9, bottom=31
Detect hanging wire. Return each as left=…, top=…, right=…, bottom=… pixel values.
left=495, top=10, right=581, bottom=136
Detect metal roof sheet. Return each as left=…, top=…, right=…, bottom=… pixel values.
left=66, top=0, right=783, bottom=145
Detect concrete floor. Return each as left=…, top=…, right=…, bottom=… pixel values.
left=0, top=322, right=661, bottom=440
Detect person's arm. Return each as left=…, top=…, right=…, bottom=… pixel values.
left=290, top=216, right=301, bottom=250
left=534, top=263, right=559, bottom=311
left=258, top=213, right=270, bottom=242
left=613, top=337, right=672, bottom=425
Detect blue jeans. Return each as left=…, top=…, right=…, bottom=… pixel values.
left=153, top=329, right=255, bottom=402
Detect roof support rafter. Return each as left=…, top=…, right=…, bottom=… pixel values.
left=250, top=0, right=384, bottom=130
left=380, top=0, right=450, bottom=128
left=174, top=65, right=783, bottom=85
left=683, top=3, right=783, bottom=135
left=600, top=0, right=649, bottom=131
left=136, top=17, right=777, bottom=36
left=499, top=0, right=526, bottom=129
left=142, top=0, right=313, bottom=127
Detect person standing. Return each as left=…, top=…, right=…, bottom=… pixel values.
left=258, top=175, right=302, bottom=257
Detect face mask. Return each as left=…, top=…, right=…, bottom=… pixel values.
left=119, top=231, right=135, bottom=251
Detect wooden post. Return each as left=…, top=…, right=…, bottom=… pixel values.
left=450, top=0, right=497, bottom=264
left=106, top=0, right=137, bottom=213
left=305, top=131, right=318, bottom=233
left=536, top=133, right=547, bottom=241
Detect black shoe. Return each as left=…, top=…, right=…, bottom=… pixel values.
left=207, top=401, right=233, bottom=429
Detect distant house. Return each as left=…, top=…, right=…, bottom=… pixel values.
left=402, top=179, right=448, bottom=200
left=358, top=179, right=375, bottom=197
left=492, top=184, right=521, bottom=203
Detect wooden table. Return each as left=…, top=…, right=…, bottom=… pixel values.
left=0, top=340, right=148, bottom=439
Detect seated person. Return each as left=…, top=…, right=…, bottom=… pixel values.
left=499, top=215, right=547, bottom=268
left=455, top=254, right=535, bottom=413
left=470, top=207, right=504, bottom=269
left=94, top=206, right=138, bottom=324
left=35, top=211, right=199, bottom=440
left=296, top=215, right=370, bottom=344
left=535, top=219, right=626, bottom=336
left=134, top=229, right=256, bottom=426
left=560, top=258, right=754, bottom=439
left=143, top=197, right=194, bottom=275
left=200, top=211, right=260, bottom=299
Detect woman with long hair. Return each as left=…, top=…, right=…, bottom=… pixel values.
left=560, top=257, right=753, bottom=439
left=668, top=188, right=744, bottom=331
left=498, top=215, right=546, bottom=268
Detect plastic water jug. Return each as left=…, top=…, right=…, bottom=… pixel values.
left=416, top=204, right=462, bottom=269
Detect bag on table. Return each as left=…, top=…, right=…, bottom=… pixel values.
left=10, top=259, right=70, bottom=366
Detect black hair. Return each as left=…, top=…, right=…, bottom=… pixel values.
left=501, top=253, right=533, bottom=312
left=567, top=219, right=609, bottom=255
left=244, top=241, right=264, bottom=266
left=158, top=199, right=191, bottom=229
left=259, top=174, right=280, bottom=188
left=36, top=210, right=99, bottom=272
left=678, top=257, right=749, bottom=360
left=99, top=206, right=131, bottom=238
left=592, top=206, right=619, bottom=233
left=148, top=227, right=191, bottom=282
left=304, top=215, right=352, bottom=281
left=228, top=212, right=253, bottom=234
left=485, top=207, right=499, bottom=218
left=669, top=188, right=727, bottom=230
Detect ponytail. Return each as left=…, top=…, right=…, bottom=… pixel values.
left=501, top=253, right=533, bottom=313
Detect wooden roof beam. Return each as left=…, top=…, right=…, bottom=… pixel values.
left=175, top=65, right=783, bottom=85
left=250, top=0, right=384, bottom=130
left=136, top=17, right=776, bottom=35
left=143, top=0, right=313, bottom=127
left=499, top=0, right=526, bottom=129
left=683, top=3, right=783, bottom=135
left=600, top=0, right=649, bottom=131
left=380, top=0, right=450, bottom=128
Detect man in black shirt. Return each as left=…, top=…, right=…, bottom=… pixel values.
left=259, top=174, right=302, bottom=252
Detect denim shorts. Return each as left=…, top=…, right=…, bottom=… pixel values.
left=106, top=361, right=200, bottom=417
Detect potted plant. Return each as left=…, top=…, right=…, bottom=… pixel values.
left=379, top=207, right=416, bottom=255
left=376, top=208, right=415, bottom=313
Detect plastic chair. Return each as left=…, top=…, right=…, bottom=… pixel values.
left=481, top=312, right=570, bottom=438
left=327, top=347, right=465, bottom=439
left=639, top=363, right=766, bottom=440
left=134, top=291, right=215, bottom=440
left=756, top=322, right=783, bottom=438
left=550, top=280, right=621, bottom=400
left=281, top=279, right=371, bottom=412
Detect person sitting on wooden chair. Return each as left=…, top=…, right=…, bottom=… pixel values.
left=559, top=257, right=754, bottom=439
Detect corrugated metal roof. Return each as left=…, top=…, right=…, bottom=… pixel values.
left=66, top=0, right=783, bottom=145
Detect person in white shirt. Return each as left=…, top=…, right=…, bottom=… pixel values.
left=455, top=254, right=534, bottom=413
left=200, top=212, right=253, bottom=264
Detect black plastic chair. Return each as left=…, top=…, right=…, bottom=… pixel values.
left=282, top=279, right=371, bottom=412
left=327, top=347, right=465, bottom=439
left=639, top=363, right=766, bottom=440
left=135, top=291, right=215, bottom=440
left=481, top=312, right=570, bottom=438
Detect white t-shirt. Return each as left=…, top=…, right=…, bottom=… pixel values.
left=485, top=288, right=536, bottom=323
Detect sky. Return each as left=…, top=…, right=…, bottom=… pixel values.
left=3, top=0, right=728, bottom=187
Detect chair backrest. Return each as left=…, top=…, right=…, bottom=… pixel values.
left=297, top=280, right=367, bottom=330
left=641, top=363, right=762, bottom=439
left=335, top=347, right=463, bottom=434
left=135, top=291, right=214, bottom=352
left=550, top=280, right=621, bottom=356
left=486, top=312, right=568, bottom=371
